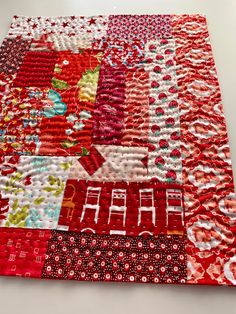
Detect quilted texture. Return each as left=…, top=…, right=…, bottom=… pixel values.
left=0, top=14, right=235, bottom=285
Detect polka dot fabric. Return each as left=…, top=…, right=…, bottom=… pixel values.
left=0, top=15, right=235, bottom=286
left=42, top=231, right=186, bottom=284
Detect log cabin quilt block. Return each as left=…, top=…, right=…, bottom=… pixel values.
left=0, top=14, right=235, bottom=285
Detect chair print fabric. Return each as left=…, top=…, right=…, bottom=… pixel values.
left=0, top=14, right=235, bottom=285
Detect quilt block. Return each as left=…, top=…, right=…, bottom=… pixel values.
left=0, top=14, right=235, bottom=285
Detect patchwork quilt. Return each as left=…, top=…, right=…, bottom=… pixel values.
left=0, top=14, right=235, bottom=285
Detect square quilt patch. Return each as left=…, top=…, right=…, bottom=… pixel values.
left=13, top=51, right=57, bottom=87
left=0, top=48, right=102, bottom=156
left=0, top=14, right=235, bottom=286
left=0, top=37, right=31, bottom=74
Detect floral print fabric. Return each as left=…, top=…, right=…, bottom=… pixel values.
left=0, top=49, right=102, bottom=156
left=0, top=15, right=235, bottom=286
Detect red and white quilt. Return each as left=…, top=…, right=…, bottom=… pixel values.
left=0, top=14, right=235, bottom=285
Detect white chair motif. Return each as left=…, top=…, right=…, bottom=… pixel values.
left=108, top=189, right=127, bottom=227
left=80, top=228, right=96, bottom=234
left=138, top=231, right=153, bottom=236
left=166, top=189, right=184, bottom=226
left=138, top=189, right=156, bottom=226
left=80, top=187, right=101, bottom=223
left=110, top=230, right=126, bottom=235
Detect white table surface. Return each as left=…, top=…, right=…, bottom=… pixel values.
left=0, top=1, right=236, bottom=313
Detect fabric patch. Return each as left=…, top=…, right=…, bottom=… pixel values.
left=93, top=65, right=126, bottom=144
left=1, top=49, right=102, bottom=156
left=0, top=87, right=48, bottom=155
left=0, top=38, right=31, bottom=74
left=144, top=39, right=182, bottom=183
left=47, top=34, right=93, bottom=50
left=78, top=145, right=106, bottom=176
left=0, top=192, right=9, bottom=220
left=93, top=65, right=150, bottom=147
left=0, top=228, right=51, bottom=277
left=57, top=179, right=185, bottom=235
left=102, top=40, right=145, bottom=68
left=52, top=50, right=102, bottom=103
left=13, top=51, right=57, bottom=87
left=107, top=15, right=172, bottom=41
left=0, top=156, right=72, bottom=229
left=122, top=68, right=150, bottom=147
left=42, top=231, right=187, bottom=283
left=172, top=14, right=236, bottom=285
left=69, top=145, right=149, bottom=182
left=8, top=15, right=109, bottom=41
left=0, top=87, right=95, bottom=156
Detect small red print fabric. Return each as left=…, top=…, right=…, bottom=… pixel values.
left=0, top=15, right=235, bottom=286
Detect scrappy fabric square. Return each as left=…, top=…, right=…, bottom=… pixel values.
left=0, top=156, right=72, bottom=229
left=13, top=51, right=57, bottom=87
left=0, top=15, right=235, bottom=286
left=107, top=15, right=172, bottom=40
left=0, top=37, right=31, bottom=74
left=42, top=231, right=186, bottom=283
left=0, top=228, right=50, bottom=277
left=0, top=49, right=102, bottom=156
